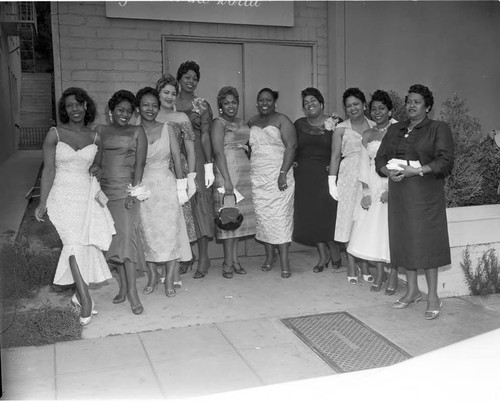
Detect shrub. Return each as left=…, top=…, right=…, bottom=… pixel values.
left=0, top=305, right=81, bottom=348
left=386, top=90, right=407, bottom=122
left=439, top=94, right=500, bottom=207
left=461, top=247, right=500, bottom=296
left=0, top=241, right=58, bottom=301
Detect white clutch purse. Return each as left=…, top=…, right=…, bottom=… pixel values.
left=386, top=158, right=422, bottom=171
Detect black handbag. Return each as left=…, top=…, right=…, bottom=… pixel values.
left=214, top=194, right=244, bottom=231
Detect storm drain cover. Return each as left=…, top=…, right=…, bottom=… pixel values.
left=282, top=312, right=411, bottom=373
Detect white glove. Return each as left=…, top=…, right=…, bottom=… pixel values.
left=176, top=179, right=189, bottom=205
left=328, top=175, right=339, bottom=201
left=187, top=172, right=197, bottom=199
left=204, top=163, right=215, bottom=188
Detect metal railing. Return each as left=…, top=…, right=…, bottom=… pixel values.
left=18, top=127, right=49, bottom=150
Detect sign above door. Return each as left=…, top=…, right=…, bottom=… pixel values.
left=105, top=1, right=294, bottom=27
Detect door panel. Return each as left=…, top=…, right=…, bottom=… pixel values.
left=243, top=43, right=313, bottom=122
left=164, top=40, right=243, bottom=118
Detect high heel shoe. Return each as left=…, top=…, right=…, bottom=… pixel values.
left=331, top=259, right=342, bottom=270
left=222, top=262, right=233, bottom=279
left=261, top=255, right=278, bottom=272
left=143, top=279, right=159, bottom=295
left=80, top=315, right=92, bottom=326
left=71, top=293, right=98, bottom=315
left=232, top=262, right=246, bottom=275
left=113, top=293, right=126, bottom=304
left=313, top=258, right=330, bottom=273
left=357, top=266, right=374, bottom=283
left=193, top=261, right=210, bottom=279
left=180, top=257, right=196, bottom=275
left=174, top=280, right=182, bottom=288
left=165, top=287, right=176, bottom=298
left=424, top=301, right=443, bottom=320
left=392, top=295, right=423, bottom=309
left=281, top=268, right=291, bottom=279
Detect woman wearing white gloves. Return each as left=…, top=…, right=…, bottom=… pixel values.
left=328, top=88, right=376, bottom=284
left=136, top=87, right=192, bottom=298
left=174, top=61, right=216, bottom=279
left=155, top=74, right=197, bottom=275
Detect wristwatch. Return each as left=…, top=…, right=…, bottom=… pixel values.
left=418, top=167, right=424, bottom=176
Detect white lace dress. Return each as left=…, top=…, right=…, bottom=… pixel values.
left=249, top=125, right=294, bottom=244
left=347, top=140, right=390, bottom=262
left=47, top=130, right=115, bottom=285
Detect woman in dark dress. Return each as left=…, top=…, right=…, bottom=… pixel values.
left=293, top=87, right=343, bottom=272
left=375, top=84, right=454, bottom=320
left=174, top=60, right=215, bottom=279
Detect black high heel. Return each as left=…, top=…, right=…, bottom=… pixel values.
left=180, top=257, right=196, bottom=275
left=222, top=262, right=233, bottom=279
left=232, top=262, right=246, bottom=275
left=313, top=258, right=331, bottom=273
left=261, top=255, right=278, bottom=272
left=331, top=259, right=342, bottom=270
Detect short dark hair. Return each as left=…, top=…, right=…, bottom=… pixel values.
left=369, top=89, right=393, bottom=111
left=176, top=60, right=200, bottom=82
left=136, top=87, right=160, bottom=105
left=406, top=84, right=434, bottom=111
left=108, top=90, right=137, bottom=111
left=156, top=74, right=179, bottom=94
left=342, top=87, right=366, bottom=106
left=257, top=87, right=279, bottom=101
left=58, top=87, right=97, bottom=125
left=217, top=86, right=239, bottom=109
left=301, top=87, right=324, bottom=108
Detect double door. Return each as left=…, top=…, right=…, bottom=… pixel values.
left=163, top=38, right=314, bottom=257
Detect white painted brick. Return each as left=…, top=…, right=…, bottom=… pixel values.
left=122, top=29, right=150, bottom=40
left=96, top=28, right=123, bottom=39
left=60, top=37, right=86, bottom=49
left=123, top=50, right=158, bottom=61
left=137, top=40, right=161, bottom=51
left=98, top=71, right=122, bottom=82
left=112, top=60, right=140, bottom=71
left=86, top=38, right=114, bottom=49
left=72, top=70, right=98, bottom=81
left=60, top=14, right=85, bottom=25
left=122, top=72, right=149, bottom=82
left=113, top=39, right=138, bottom=50
left=69, top=26, right=98, bottom=38
left=96, top=49, right=123, bottom=60
left=138, top=60, right=162, bottom=72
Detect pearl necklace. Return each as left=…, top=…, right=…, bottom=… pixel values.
left=374, top=122, right=391, bottom=132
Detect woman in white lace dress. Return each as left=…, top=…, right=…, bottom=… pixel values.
left=328, top=88, right=376, bottom=285
left=248, top=88, right=297, bottom=279
left=35, top=87, right=115, bottom=326
left=347, top=90, right=398, bottom=293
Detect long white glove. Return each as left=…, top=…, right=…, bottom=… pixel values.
left=204, top=163, right=215, bottom=188
left=328, top=175, right=339, bottom=201
left=187, top=172, right=197, bottom=199
left=176, top=178, right=189, bottom=205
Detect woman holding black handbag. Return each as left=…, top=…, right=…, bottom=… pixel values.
left=212, top=86, right=256, bottom=278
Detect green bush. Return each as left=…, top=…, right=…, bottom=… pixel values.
left=439, top=94, right=500, bottom=207
left=386, top=90, right=407, bottom=122
left=1, top=305, right=81, bottom=348
left=461, top=247, right=500, bottom=296
left=0, top=241, right=59, bottom=301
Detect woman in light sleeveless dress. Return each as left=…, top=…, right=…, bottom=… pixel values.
left=96, top=90, right=148, bottom=315
left=211, top=86, right=256, bottom=278
left=155, top=74, right=197, bottom=275
left=136, top=87, right=191, bottom=298
left=347, top=90, right=398, bottom=293
left=328, top=88, right=376, bottom=285
left=248, top=88, right=297, bottom=279
left=35, top=87, right=115, bottom=326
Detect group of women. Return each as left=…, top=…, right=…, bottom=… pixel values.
left=34, top=57, right=454, bottom=324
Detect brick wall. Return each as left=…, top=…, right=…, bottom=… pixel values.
left=54, top=1, right=329, bottom=124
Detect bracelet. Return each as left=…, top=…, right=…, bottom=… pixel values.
left=418, top=167, right=424, bottom=177
left=279, top=170, right=286, bottom=174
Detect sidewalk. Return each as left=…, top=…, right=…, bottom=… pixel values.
left=1, top=150, right=500, bottom=400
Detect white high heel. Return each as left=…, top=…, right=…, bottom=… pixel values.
left=71, top=293, right=98, bottom=315
left=357, top=266, right=374, bottom=283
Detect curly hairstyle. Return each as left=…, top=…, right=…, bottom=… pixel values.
left=342, top=87, right=366, bottom=106
left=369, top=89, right=393, bottom=111
left=58, top=87, right=97, bottom=125
left=217, top=86, right=239, bottom=109
left=136, top=87, right=160, bottom=105
left=156, top=74, right=179, bottom=94
left=406, top=84, right=434, bottom=111
left=108, top=90, right=137, bottom=111
left=176, top=60, right=200, bottom=82
left=301, top=87, right=324, bottom=108
left=257, top=87, right=279, bottom=101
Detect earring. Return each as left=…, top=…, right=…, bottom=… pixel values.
left=219, top=108, right=223, bottom=114
left=388, top=111, right=392, bottom=116
left=108, top=111, right=113, bottom=123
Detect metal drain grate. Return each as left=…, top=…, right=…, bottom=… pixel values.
left=282, top=312, right=411, bottom=373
